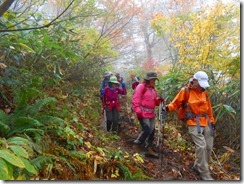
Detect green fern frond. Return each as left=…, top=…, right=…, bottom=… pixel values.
left=59, top=156, right=76, bottom=172
left=70, top=151, right=86, bottom=161
left=14, top=88, right=42, bottom=111
left=37, top=115, right=66, bottom=126
left=31, top=155, right=54, bottom=171
left=25, top=97, right=57, bottom=116
left=7, top=117, right=44, bottom=137
left=0, top=121, right=10, bottom=136
left=0, top=110, right=8, bottom=122
left=0, top=111, right=10, bottom=136
left=118, top=163, right=133, bottom=180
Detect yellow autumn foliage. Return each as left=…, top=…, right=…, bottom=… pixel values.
left=151, top=0, right=240, bottom=76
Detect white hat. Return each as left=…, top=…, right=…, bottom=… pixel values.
left=193, top=71, right=210, bottom=88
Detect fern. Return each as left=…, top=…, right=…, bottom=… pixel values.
left=31, top=155, right=54, bottom=171
left=0, top=121, right=10, bottom=137
left=118, top=163, right=133, bottom=180
left=14, top=88, right=41, bottom=112
left=37, top=115, right=66, bottom=126
left=7, top=117, right=44, bottom=138
left=0, top=110, right=10, bottom=136
left=25, top=97, right=57, bottom=117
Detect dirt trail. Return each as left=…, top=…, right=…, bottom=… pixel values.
left=114, top=117, right=201, bottom=181
left=101, top=96, right=239, bottom=181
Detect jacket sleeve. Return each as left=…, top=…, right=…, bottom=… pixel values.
left=100, top=81, right=105, bottom=95
left=131, top=84, right=144, bottom=114
left=167, top=88, right=186, bottom=112
left=117, top=86, right=127, bottom=95
left=154, top=90, right=161, bottom=106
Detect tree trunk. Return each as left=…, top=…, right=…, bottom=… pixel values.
left=0, top=0, right=15, bottom=17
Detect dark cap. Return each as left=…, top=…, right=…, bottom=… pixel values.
left=144, top=72, right=158, bottom=81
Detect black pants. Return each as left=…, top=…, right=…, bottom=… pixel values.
left=136, top=118, right=155, bottom=147
left=106, top=106, right=119, bottom=132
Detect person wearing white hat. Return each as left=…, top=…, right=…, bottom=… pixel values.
left=193, top=71, right=210, bottom=89
left=164, top=71, right=215, bottom=180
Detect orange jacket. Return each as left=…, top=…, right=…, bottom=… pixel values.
left=167, top=87, right=215, bottom=126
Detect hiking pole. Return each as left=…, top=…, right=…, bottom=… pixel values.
left=103, top=108, right=107, bottom=131
left=157, top=100, right=162, bottom=176
left=125, top=95, right=132, bottom=125
left=157, top=96, right=167, bottom=178
left=102, top=99, right=107, bottom=131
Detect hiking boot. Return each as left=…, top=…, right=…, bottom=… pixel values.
left=199, top=173, right=214, bottom=180
left=133, top=139, right=142, bottom=145
left=145, top=147, right=159, bottom=158
left=192, top=165, right=200, bottom=175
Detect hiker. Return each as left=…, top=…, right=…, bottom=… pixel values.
left=130, top=73, right=140, bottom=90
left=131, top=72, right=163, bottom=157
left=103, top=76, right=127, bottom=132
left=100, top=71, right=112, bottom=101
left=115, top=73, right=124, bottom=86
left=163, top=71, right=215, bottom=180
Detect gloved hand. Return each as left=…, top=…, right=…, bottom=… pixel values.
left=210, top=123, right=215, bottom=130
left=136, top=112, right=143, bottom=120
left=121, top=82, right=126, bottom=88
left=158, top=97, right=164, bottom=103
left=162, top=105, right=169, bottom=112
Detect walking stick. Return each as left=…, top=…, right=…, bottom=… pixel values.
left=103, top=108, right=107, bottom=131
left=102, top=96, right=107, bottom=132
left=157, top=96, right=167, bottom=178
left=125, top=95, right=132, bottom=125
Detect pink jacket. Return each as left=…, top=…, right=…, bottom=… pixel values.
left=131, top=83, right=160, bottom=118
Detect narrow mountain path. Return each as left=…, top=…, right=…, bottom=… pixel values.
left=114, top=119, right=201, bottom=180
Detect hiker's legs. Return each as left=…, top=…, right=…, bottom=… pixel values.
left=203, top=125, right=214, bottom=162
left=111, top=108, right=119, bottom=132
left=135, top=118, right=151, bottom=144
left=188, top=126, right=211, bottom=176
left=146, top=118, right=156, bottom=147
left=106, top=107, right=113, bottom=131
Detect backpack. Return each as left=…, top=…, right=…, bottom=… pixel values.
left=177, top=87, right=190, bottom=121
left=178, top=86, right=209, bottom=121
left=131, top=81, right=139, bottom=90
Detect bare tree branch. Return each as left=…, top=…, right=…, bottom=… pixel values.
left=0, top=0, right=75, bottom=32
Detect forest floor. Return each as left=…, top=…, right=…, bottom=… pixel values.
left=107, top=99, right=241, bottom=181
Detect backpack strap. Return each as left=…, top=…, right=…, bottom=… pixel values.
left=142, top=84, right=147, bottom=96
left=184, top=87, right=212, bottom=134
left=183, top=87, right=201, bottom=133
left=184, top=87, right=190, bottom=102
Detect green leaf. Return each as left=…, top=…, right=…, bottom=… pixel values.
left=9, top=145, right=29, bottom=159
left=0, top=120, right=10, bottom=132
left=18, top=43, right=35, bottom=53
left=223, top=104, right=236, bottom=114
left=7, top=137, right=30, bottom=145
left=0, top=149, right=25, bottom=168
left=0, top=158, right=11, bottom=180
left=19, top=157, right=37, bottom=174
